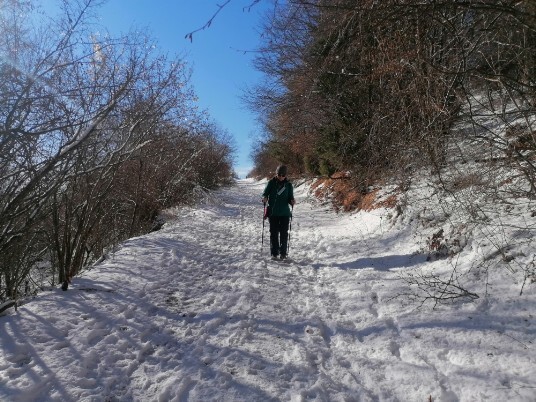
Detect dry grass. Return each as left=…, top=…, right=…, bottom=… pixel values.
left=311, top=174, right=398, bottom=212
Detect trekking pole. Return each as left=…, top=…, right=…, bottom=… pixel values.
left=261, top=201, right=266, bottom=252
left=287, top=204, right=293, bottom=255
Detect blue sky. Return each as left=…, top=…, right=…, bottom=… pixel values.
left=95, top=1, right=270, bottom=177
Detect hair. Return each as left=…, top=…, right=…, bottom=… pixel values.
left=276, top=165, right=288, bottom=176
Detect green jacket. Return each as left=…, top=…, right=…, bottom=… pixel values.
left=263, top=178, right=294, bottom=217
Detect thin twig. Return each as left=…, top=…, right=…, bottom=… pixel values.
left=185, top=0, right=232, bottom=42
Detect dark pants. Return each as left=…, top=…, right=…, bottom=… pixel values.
left=269, top=216, right=290, bottom=256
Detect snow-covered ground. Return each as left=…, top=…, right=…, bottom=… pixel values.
left=1, top=179, right=535, bottom=401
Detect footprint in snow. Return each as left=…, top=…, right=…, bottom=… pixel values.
left=389, top=340, right=401, bottom=359
left=370, top=292, right=379, bottom=303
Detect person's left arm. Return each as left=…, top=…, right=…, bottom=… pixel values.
left=288, top=183, right=296, bottom=206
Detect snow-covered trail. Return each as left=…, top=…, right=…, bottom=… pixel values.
left=1, top=180, right=535, bottom=401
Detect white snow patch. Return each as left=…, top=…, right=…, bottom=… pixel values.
left=0, top=180, right=535, bottom=401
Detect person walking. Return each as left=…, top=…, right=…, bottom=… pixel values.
left=262, top=165, right=295, bottom=259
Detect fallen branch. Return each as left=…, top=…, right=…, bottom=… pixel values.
left=0, top=300, right=16, bottom=314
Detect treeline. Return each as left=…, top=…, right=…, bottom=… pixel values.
left=0, top=0, right=234, bottom=302
left=248, top=0, right=536, bottom=191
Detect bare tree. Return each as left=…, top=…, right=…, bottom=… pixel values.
left=0, top=0, right=235, bottom=301
left=0, top=0, right=135, bottom=298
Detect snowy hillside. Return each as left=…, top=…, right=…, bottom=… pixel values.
left=1, top=179, right=535, bottom=401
